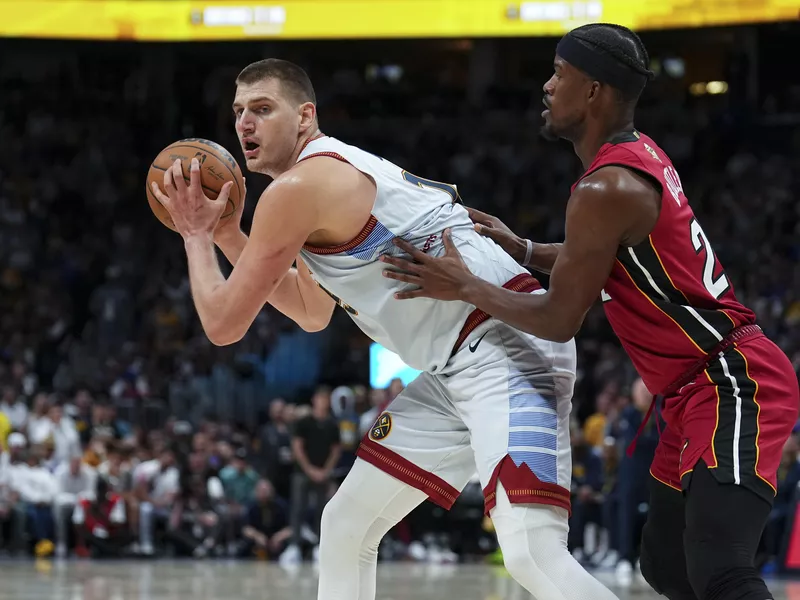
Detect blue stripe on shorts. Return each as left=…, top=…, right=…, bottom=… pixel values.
left=508, top=430, right=557, bottom=451
left=509, top=410, right=558, bottom=430
left=509, top=392, right=557, bottom=412
left=508, top=451, right=558, bottom=484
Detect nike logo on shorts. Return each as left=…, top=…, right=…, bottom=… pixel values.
left=469, top=331, right=489, bottom=353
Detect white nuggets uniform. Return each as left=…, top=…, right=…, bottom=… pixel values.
left=298, top=135, right=576, bottom=514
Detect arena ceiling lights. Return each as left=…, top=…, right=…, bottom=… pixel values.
left=3, top=0, right=799, bottom=40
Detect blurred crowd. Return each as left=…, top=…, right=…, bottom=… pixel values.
left=0, top=33, right=798, bottom=574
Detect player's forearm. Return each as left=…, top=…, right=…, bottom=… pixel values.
left=461, top=277, right=580, bottom=343
left=526, top=242, right=562, bottom=275
left=215, top=231, right=332, bottom=332
left=184, top=234, right=235, bottom=344
left=215, top=229, right=248, bottom=266
left=269, top=259, right=334, bottom=332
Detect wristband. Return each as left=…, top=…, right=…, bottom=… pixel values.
left=522, top=239, right=534, bottom=267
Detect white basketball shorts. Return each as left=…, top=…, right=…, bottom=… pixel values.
left=357, top=316, right=576, bottom=514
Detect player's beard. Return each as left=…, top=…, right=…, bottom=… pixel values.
left=539, top=113, right=582, bottom=143
left=539, top=122, right=559, bottom=142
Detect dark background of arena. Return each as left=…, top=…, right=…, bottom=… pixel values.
left=0, top=21, right=798, bottom=579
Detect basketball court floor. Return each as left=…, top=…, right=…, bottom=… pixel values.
left=2, top=561, right=800, bottom=600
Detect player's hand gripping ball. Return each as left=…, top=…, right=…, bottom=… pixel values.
left=146, top=138, right=245, bottom=236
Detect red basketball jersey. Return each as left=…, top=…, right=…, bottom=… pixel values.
left=571, top=131, right=756, bottom=395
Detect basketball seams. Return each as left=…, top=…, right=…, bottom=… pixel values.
left=149, top=164, right=226, bottom=197
left=168, top=141, right=244, bottom=201
left=147, top=139, right=241, bottom=227
left=148, top=164, right=236, bottom=218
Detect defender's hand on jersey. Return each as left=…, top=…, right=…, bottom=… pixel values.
left=467, top=207, right=527, bottom=264
left=382, top=230, right=476, bottom=301
left=150, top=157, right=233, bottom=240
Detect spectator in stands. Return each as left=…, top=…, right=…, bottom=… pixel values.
left=73, top=476, right=129, bottom=557
left=583, top=382, right=618, bottom=449
left=70, top=388, right=94, bottom=445
left=27, top=393, right=52, bottom=444
left=166, top=462, right=225, bottom=558
left=90, top=402, right=126, bottom=442
left=241, top=478, right=291, bottom=559
left=282, top=386, right=341, bottom=565
left=761, top=432, right=800, bottom=566
left=97, top=446, right=133, bottom=494
left=259, top=398, right=294, bottom=498
left=53, top=453, right=97, bottom=557
left=220, top=448, right=259, bottom=509
left=569, top=425, right=604, bottom=563
left=133, top=446, right=179, bottom=556
left=331, top=386, right=360, bottom=479
left=608, top=379, right=658, bottom=584
left=0, top=408, right=10, bottom=453
left=597, top=436, right=621, bottom=568
left=359, top=387, right=389, bottom=439
left=0, top=386, right=27, bottom=432
left=46, top=403, right=81, bottom=467
left=0, top=432, right=27, bottom=475
left=0, top=434, right=26, bottom=552
left=219, top=447, right=258, bottom=550
left=10, top=449, right=58, bottom=557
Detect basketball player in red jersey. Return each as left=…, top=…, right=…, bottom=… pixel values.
left=382, top=23, right=799, bottom=600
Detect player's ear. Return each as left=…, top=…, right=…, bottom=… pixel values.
left=298, top=102, right=316, bottom=133
left=587, top=80, right=601, bottom=102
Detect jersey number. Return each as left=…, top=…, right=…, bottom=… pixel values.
left=402, top=171, right=461, bottom=204
left=690, top=218, right=730, bottom=300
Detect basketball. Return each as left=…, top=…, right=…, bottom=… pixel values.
left=146, top=138, right=245, bottom=232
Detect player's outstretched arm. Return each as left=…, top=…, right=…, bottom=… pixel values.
left=461, top=169, right=656, bottom=341
left=384, top=168, right=653, bottom=342
left=467, top=207, right=561, bottom=274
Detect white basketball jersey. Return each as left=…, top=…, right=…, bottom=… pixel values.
left=297, top=136, right=530, bottom=373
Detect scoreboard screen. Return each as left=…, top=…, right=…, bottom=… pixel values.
left=3, top=0, right=799, bottom=40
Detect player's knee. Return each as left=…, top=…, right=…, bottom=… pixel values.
left=638, top=533, right=660, bottom=592
left=319, top=490, right=366, bottom=555
left=497, top=533, right=556, bottom=587
left=684, top=536, right=768, bottom=600
left=639, top=522, right=697, bottom=600
left=492, top=505, right=567, bottom=586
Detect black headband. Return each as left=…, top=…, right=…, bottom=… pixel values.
left=556, top=33, right=650, bottom=96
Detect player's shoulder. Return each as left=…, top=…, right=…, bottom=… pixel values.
left=575, top=165, right=654, bottom=200
left=273, top=151, right=363, bottom=196
left=569, top=165, right=660, bottom=233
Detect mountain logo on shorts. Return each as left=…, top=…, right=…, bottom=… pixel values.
left=370, top=413, right=392, bottom=441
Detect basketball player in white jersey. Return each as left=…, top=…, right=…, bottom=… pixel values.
left=151, top=59, right=617, bottom=600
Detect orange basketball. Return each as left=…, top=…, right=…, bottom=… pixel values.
left=146, top=138, right=245, bottom=232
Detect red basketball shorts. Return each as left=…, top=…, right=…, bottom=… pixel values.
left=651, top=334, right=799, bottom=503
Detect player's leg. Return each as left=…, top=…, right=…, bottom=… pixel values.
left=489, top=483, right=619, bottom=600
left=317, top=459, right=428, bottom=600
left=317, top=372, right=476, bottom=600
left=447, top=322, right=618, bottom=600
left=679, top=338, right=797, bottom=600
left=639, top=427, right=698, bottom=600
left=683, top=460, right=772, bottom=600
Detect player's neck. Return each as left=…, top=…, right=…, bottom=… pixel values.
left=293, top=128, right=323, bottom=163
left=573, top=117, right=635, bottom=169
left=265, top=128, right=323, bottom=179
